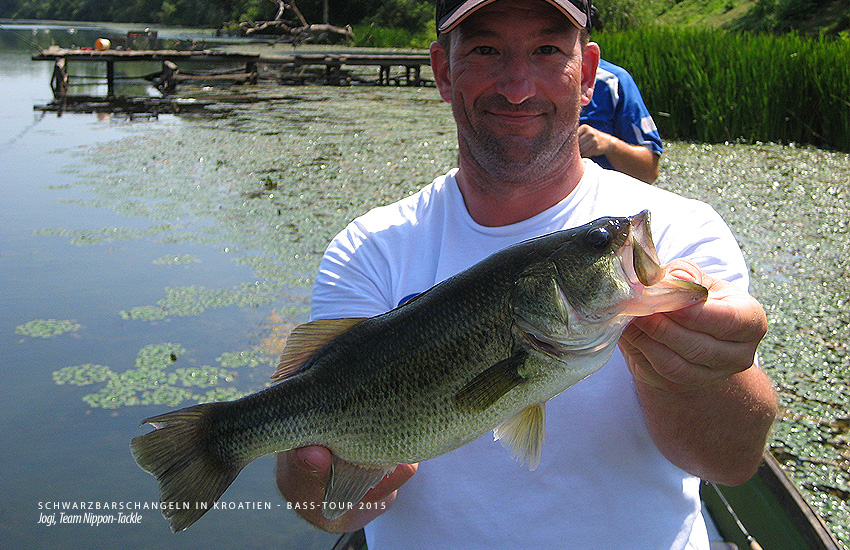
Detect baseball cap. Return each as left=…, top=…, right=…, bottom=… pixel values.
left=437, top=0, right=593, bottom=34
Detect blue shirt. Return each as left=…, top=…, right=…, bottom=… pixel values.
left=580, top=59, right=663, bottom=170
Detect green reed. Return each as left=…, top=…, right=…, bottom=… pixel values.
left=594, top=28, right=850, bottom=151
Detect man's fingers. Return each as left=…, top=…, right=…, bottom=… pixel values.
left=292, top=446, right=333, bottom=473
left=362, top=463, right=419, bottom=503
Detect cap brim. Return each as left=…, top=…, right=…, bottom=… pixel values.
left=438, top=0, right=588, bottom=34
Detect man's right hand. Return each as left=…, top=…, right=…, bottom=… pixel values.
left=276, top=446, right=418, bottom=533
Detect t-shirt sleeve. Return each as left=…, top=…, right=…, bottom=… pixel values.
left=309, top=220, right=396, bottom=321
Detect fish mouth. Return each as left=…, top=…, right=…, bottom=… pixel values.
left=625, top=210, right=665, bottom=287
left=617, top=210, right=709, bottom=316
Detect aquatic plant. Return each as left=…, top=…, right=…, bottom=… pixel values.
left=152, top=254, right=201, bottom=265
left=16, top=318, right=81, bottom=338
left=119, top=282, right=285, bottom=321
left=52, top=343, right=270, bottom=409
left=33, top=224, right=176, bottom=245
left=657, top=141, right=850, bottom=545
left=53, top=364, right=113, bottom=385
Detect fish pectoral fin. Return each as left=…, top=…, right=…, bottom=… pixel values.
left=454, top=350, right=529, bottom=411
left=272, top=318, right=366, bottom=381
left=494, top=403, right=546, bottom=471
left=321, top=457, right=394, bottom=520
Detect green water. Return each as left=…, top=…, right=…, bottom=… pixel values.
left=2, top=22, right=848, bottom=549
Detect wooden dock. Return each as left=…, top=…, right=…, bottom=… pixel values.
left=32, top=47, right=433, bottom=101
left=258, top=52, right=432, bottom=87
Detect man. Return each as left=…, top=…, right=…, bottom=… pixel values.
left=580, top=58, right=663, bottom=183
left=277, top=0, right=777, bottom=548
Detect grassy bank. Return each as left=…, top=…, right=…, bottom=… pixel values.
left=594, top=28, right=850, bottom=151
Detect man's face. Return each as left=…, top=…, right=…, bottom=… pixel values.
left=433, top=0, right=597, bottom=185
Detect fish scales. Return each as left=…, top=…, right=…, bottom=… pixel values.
left=221, top=264, right=521, bottom=465
left=130, top=211, right=709, bottom=532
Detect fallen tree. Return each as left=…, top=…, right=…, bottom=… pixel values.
left=236, top=0, right=353, bottom=44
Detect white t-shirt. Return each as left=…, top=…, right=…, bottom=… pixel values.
left=309, top=161, right=749, bottom=550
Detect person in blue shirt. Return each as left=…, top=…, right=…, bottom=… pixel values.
left=579, top=59, right=663, bottom=183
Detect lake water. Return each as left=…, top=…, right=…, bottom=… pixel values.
left=1, top=21, right=848, bottom=549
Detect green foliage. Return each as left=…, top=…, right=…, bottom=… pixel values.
left=592, top=0, right=653, bottom=31
left=732, top=0, right=827, bottom=32
left=359, top=0, right=433, bottom=33
left=352, top=22, right=436, bottom=48
left=5, top=0, right=846, bottom=36
left=595, top=28, right=850, bottom=150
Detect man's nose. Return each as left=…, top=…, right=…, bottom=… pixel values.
left=496, top=55, right=536, bottom=104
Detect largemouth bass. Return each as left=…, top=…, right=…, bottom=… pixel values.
left=130, top=210, right=708, bottom=532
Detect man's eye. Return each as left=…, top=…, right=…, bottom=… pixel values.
left=473, top=46, right=497, bottom=55
left=537, top=45, right=560, bottom=55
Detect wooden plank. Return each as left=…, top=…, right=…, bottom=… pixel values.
left=33, top=48, right=260, bottom=62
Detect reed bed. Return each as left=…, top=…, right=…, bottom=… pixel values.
left=594, top=28, right=850, bottom=151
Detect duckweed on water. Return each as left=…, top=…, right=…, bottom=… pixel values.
left=16, top=319, right=81, bottom=338
left=119, top=282, right=285, bottom=321
left=657, top=142, right=850, bottom=545
left=217, top=348, right=274, bottom=369
left=53, top=364, right=113, bottom=385
left=152, top=253, right=200, bottom=266
left=55, top=343, right=273, bottom=408
left=33, top=224, right=177, bottom=245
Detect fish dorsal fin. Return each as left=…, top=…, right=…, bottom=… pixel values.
left=455, top=350, right=529, bottom=411
left=272, top=318, right=365, bottom=382
left=494, top=403, right=546, bottom=470
left=321, top=456, right=394, bottom=520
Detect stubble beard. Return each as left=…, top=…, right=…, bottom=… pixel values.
left=456, top=100, right=580, bottom=197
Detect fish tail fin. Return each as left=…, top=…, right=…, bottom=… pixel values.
left=130, top=403, right=243, bottom=533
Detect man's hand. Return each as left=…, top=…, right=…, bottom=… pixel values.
left=619, top=259, right=776, bottom=484
left=276, top=446, right=418, bottom=533
left=620, top=259, right=767, bottom=393
left=577, top=123, right=614, bottom=158
left=578, top=124, right=660, bottom=183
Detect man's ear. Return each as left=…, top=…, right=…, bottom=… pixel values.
left=430, top=40, right=452, bottom=104
left=580, top=42, right=600, bottom=107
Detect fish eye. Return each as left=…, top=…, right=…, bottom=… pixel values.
left=586, top=227, right=611, bottom=250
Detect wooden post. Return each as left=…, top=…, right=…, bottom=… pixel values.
left=379, top=65, right=390, bottom=86
left=405, top=65, right=421, bottom=86
left=50, top=57, right=68, bottom=99
left=160, top=60, right=179, bottom=94
left=106, top=59, right=115, bottom=98
left=324, top=56, right=342, bottom=85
